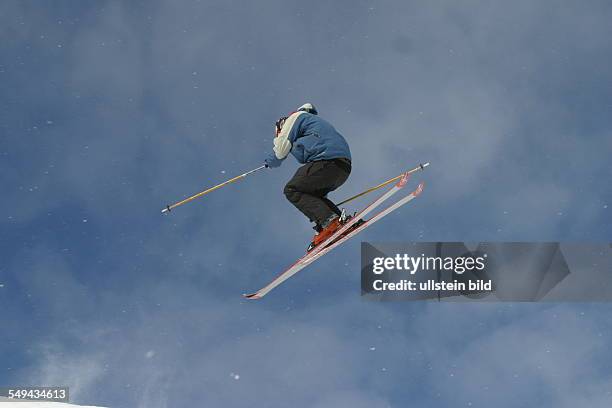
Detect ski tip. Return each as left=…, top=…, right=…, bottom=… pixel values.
left=415, top=182, right=425, bottom=196
left=243, top=292, right=262, bottom=300
left=396, top=172, right=411, bottom=188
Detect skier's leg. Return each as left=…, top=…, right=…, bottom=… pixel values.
left=284, top=160, right=350, bottom=226
left=315, top=159, right=351, bottom=218
left=283, top=188, right=327, bottom=224
left=284, top=162, right=333, bottom=224
left=321, top=197, right=342, bottom=216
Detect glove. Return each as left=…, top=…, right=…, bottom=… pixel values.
left=264, top=154, right=282, bottom=168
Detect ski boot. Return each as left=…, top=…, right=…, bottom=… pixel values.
left=307, top=210, right=351, bottom=252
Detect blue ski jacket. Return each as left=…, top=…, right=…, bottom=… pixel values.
left=265, top=112, right=351, bottom=168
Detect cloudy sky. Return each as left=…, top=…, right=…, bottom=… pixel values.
left=2, top=1, right=612, bottom=407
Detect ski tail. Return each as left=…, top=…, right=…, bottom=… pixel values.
left=242, top=257, right=309, bottom=299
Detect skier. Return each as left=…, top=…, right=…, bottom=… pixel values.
left=265, top=103, right=353, bottom=251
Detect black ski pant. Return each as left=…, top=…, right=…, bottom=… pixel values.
left=283, top=158, right=351, bottom=226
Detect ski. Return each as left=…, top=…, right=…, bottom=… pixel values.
left=243, top=172, right=411, bottom=299
left=305, top=171, right=412, bottom=259
left=242, top=172, right=422, bottom=299
left=302, top=182, right=424, bottom=265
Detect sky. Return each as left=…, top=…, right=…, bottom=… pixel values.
left=1, top=0, right=612, bottom=407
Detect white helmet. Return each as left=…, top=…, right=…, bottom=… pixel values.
left=297, top=103, right=318, bottom=115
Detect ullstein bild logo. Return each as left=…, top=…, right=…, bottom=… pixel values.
left=361, top=242, right=612, bottom=302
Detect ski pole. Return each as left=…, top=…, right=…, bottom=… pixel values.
left=336, top=162, right=430, bottom=206
left=161, top=165, right=267, bottom=214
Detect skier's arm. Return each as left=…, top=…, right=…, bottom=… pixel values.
left=264, top=128, right=286, bottom=168
left=264, top=112, right=305, bottom=168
